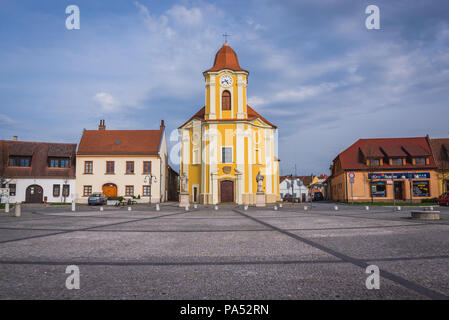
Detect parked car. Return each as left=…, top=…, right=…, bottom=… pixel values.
left=438, top=192, right=449, bottom=206
left=313, top=192, right=324, bottom=201
left=282, top=194, right=298, bottom=203
left=88, top=193, right=107, bottom=205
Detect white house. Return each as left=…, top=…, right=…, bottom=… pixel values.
left=75, top=120, right=169, bottom=204
left=279, top=176, right=309, bottom=202
left=0, top=138, right=77, bottom=204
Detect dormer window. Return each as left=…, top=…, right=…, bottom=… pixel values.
left=370, top=159, right=380, bottom=166
left=414, top=157, right=426, bottom=165
left=391, top=158, right=403, bottom=165
left=222, top=90, right=231, bottom=110
left=9, top=156, right=31, bottom=167
left=48, top=157, right=70, bottom=168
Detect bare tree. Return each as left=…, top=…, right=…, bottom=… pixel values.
left=363, top=146, right=381, bottom=204
left=440, top=146, right=449, bottom=194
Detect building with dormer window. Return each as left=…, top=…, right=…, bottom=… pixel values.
left=0, top=137, right=76, bottom=204
left=329, top=137, right=439, bottom=202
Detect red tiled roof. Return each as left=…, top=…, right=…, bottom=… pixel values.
left=204, top=43, right=248, bottom=73
left=77, top=130, right=162, bottom=155
left=429, top=138, right=449, bottom=169
left=0, top=140, right=76, bottom=179
left=404, top=144, right=430, bottom=156
left=335, top=137, right=436, bottom=170
left=380, top=145, right=407, bottom=157
left=360, top=145, right=384, bottom=158
left=179, top=105, right=276, bottom=128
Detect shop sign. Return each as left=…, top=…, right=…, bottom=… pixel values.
left=368, top=172, right=430, bottom=180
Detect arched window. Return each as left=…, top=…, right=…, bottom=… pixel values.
left=222, top=90, right=231, bottom=110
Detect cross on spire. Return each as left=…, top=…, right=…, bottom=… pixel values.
left=222, top=32, right=231, bottom=43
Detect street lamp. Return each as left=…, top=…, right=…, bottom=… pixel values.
left=144, top=175, right=158, bottom=205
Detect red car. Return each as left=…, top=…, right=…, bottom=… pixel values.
left=438, top=192, right=449, bottom=206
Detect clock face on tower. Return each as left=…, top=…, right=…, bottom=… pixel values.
left=220, top=75, right=233, bottom=87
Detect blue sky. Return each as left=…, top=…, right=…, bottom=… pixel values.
left=1, top=0, right=448, bottom=176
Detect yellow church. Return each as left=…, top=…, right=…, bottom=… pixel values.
left=179, top=42, right=280, bottom=205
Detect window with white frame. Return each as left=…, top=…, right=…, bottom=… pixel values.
left=222, top=147, right=232, bottom=163
left=193, top=148, right=199, bottom=165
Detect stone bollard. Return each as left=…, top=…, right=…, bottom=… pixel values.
left=279, top=203, right=283, bottom=208
left=304, top=206, right=308, bottom=211
left=128, top=206, right=132, bottom=211
left=5, top=202, right=9, bottom=213
left=244, top=205, right=248, bottom=211
left=214, top=205, right=218, bottom=211
left=185, top=205, right=189, bottom=211
left=396, top=206, right=401, bottom=211
left=156, top=204, right=160, bottom=211
left=71, top=201, right=76, bottom=212
left=274, top=205, right=278, bottom=211
left=334, top=205, right=339, bottom=211
left=100, top=206, right=104, bottom=212
left=194, top=204, right=198, bottom=209
left=365, top=206, right=370, bottom=211
left=14, top=203, right=21, bottom=217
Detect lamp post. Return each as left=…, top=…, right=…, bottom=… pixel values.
left=144, top=175, right=158, bottom=206
left=392, top=172, right=396, bottom=208
left=290, top=174, right=294, bottom=203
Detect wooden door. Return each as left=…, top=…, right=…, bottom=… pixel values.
left=193, top=186, right=198, bottom=203
left=102, top=184, right=117, bottom=198
left=26, top=185, right=43, bottom=203
left=394, top=181, right=403, bottom=200
left=220, top=180, right=234, bottom=203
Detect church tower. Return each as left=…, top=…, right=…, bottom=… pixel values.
left=179, top=42, right=280, bottom=205
left=203, top=42, right=248, bottom=121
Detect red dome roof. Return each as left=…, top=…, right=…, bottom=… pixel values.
left=205, top=43, right=248, bottom=73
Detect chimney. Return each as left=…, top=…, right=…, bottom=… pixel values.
left=160, top=119, right=165, bottom=131
left=98, top=119, right=106, bottom=130
left=13, top=136, right=18, bottom=141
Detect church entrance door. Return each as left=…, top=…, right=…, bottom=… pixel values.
left=220, top=180, right=234, bottom=203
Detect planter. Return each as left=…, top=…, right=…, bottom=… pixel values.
left=107, top=200, right=119, bottom=206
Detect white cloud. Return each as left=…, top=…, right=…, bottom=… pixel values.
left=0, top=114, right=14, bottom=124
left=93, top=92, right=120, bottom=113
left=167, top=5, right=203, bottom=26
left=249, top=82, right=341, bottom=108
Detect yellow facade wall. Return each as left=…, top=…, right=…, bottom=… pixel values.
left=331, top=169, right=440, bottom=202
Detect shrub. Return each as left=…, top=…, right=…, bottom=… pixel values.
left=108, top=196, right=124, bottom=201
left=421, top=198, right=438, bottom=204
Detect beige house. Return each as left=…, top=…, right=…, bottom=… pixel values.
left=75, top=120, right=168, bottom=204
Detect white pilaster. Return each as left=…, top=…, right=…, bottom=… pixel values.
left=237, top=75, right=246, bottom=119
left=209, top=124, right=218, bottom=204
left=265, top=129, right=272, bottom=194
left=208, top=77, right=216, bottom=120
left=236, top=123, right=245, bottom=204
left=182, top=129, right=190, bottom=177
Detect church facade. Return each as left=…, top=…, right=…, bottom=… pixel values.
left=179, top=43, right=280, bottom=205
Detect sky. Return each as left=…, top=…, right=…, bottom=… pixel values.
left=0, top=0, right=448, bottom=176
